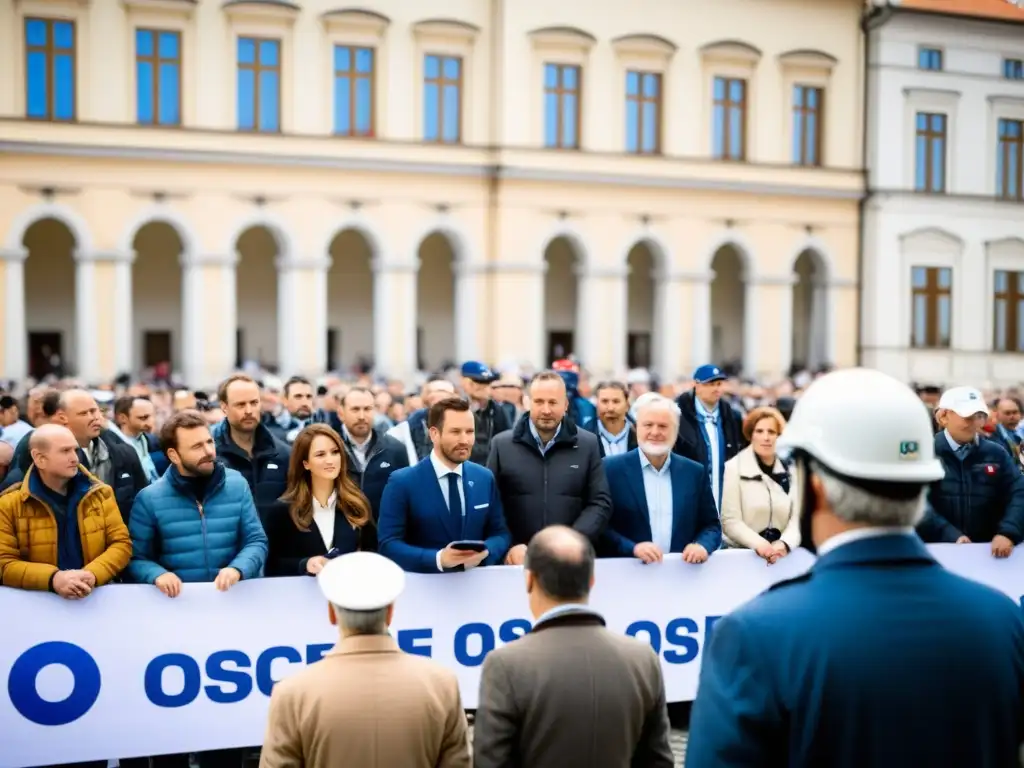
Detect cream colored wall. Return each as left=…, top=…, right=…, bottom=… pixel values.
left=0, top=0, right=864, bottom=383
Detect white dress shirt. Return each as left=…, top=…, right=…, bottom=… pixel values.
left=696, top=398, right=723, bottom=511
left=640, top=451, right=674, bottom=553
left=430, top=451, right=465, bottom=572
left=599, top=423, right=631, bottom=457
left=344, top=426, right=371, bottom=471
left=312, top=492, right=337, bottom=551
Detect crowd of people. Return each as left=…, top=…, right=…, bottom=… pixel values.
left=1, top=358, right=1023, bottom=766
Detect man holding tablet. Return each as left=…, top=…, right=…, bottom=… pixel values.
left=379, top=397, right=512, bottom=573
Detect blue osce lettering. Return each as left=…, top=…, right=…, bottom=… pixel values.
left=625, top=616, right=723, bottom=664
left=397, top=620, right=533, bottom=666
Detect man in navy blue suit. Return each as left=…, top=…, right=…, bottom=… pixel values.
left=378, top=397, right=512, bottom=574
left=686, top=368, right=1024, bottom=768
left=602, top=393, right=721, bottom=563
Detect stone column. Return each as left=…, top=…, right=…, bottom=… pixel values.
left=275, top=256, right=331, bottom=376
left=1, top=246, right=27, bottom=381
left=688, top=270, right=714, bottom=372
left=453, top=260, right=482, bottom=363
left=74, top=251, right=100, bottom=382
left=112, top=252, right=133, bottom=376
left=652, top=269, right=713, bottom=382
left=180, top=253, right=237, bottom=389
left=372, top=258, right=419, bottom=380
left=575, top=264, right=628, bottom=376
left=742, top=277, right=760, bottom=378
left=488, top=261, right=546, bottom=369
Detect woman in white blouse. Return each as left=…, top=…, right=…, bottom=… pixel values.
left=720, top=406, right=800, bottom=563
left=265, top=424, right=375, bottom=577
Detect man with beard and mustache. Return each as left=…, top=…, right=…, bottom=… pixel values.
left=600, top=393, right=721, bottom=562
left=268, top=376, right=317, bottom=444
left=379, top=397, right=511, bottom=573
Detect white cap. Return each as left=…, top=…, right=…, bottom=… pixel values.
left=938, top=386, right=989, bottom=419
left=317, top=552, right=406, bottom=610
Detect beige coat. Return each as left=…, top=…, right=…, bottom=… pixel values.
left=473, top=610, right=674, bottom=768
left=259, top=635, right=470, bottom=768
left=720, top=446, right=801, bottom=552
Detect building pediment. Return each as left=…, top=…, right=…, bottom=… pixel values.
left=778, top=48, right=837, bottom=71
left=320, top=8, right=390, bottom=36
left=611, top=33, right=678, bottom=58
left=900, top=227, right=964, bottom=253
left=699, top=39, right=762, bottom=65
left=412, top=18, right=481, bottom=43
left=222, top=0, right=300, bottom=23
left=527, top=25, right=596, bottom=52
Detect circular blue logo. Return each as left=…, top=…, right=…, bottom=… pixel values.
left=8, top=641, right=101, bottom=726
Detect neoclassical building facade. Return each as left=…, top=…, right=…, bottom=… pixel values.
left=0, top=0, right=864, bottom=388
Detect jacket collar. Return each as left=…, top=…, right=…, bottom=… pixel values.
left=813, top=532, right=935, bottom=573
left=736, top=445, right=784, bottom=478
left=23, top=465, right=98, bottom=505
left=166, top=462, right=227, bottom=499
left=511, top=412, right=577, bottom=448
left=329, top=634, right=401, bottom=656
left=212, top=419, right=277, bottom=458
left=531, top=605, right=606, bottom=633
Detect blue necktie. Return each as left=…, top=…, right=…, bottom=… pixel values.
left=447, top=472, right=463, bottom=533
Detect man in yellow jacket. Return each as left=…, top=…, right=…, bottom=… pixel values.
left=0, top=423, right=131, bottom=596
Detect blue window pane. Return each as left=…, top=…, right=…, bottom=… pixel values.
left=625, top=100, right=639, bottom=152
left=238, top=69, right=255, bottom=129
left=424, top=82, right=439, bottom=139
left=26, top=19, right=47, bottom=47
left=563, top=66, right=577, bottom=90
left=137, top=61, right=154, bottom=123
left=793, top=85, right=804, bottom=108
left=355, top=48, right=372, bottom=74
left=158, top=31, right=178, bottom=59
left=544, top=92, right=557, bottom=146
left=806, top=114, right=817, bottom=164
left=729, top=107, right=743, bottom=157
left=1017, top=272, right=1024, bottom=293
left=443, top=56, right=460, bottom=80
left=335, top=46, right=350, bottom=72
left=643, top=74, right=658, bottom=98
left=54, top=54, right=74, bottom=120
left=729, top=79, right=744, bottom=101
left=425, top=55, right=439, bottom=79
left=159, top=63, right=179, bottom=124
left=931, top=114, right=944, bottom=132
left=793, top=111, right=803, bottom=162
left=931, top=138, right=945, bottom=190
left=938, top=296, right=951, bottom=343
left=259, top=70, right=279, bottom=131
left=137, top=29, right=154, bottom=57
left=712, top=105, right=724, bottom=157
left=1010, top=144, right=1020, bottom=198
left=334, top=76, right=351, bottom=134
left=544, top=63, right=557, bottom=89
left=912, top=267, right=927, bottom=288
left=713, top=77, right=725, bottom=100
left=913, top=295, right=926, bottom=346
left=626, top=71, right=639, bottom=96
left=238, top=38, right=255, bottom=64
left=996, top=299, right=1007, bottom=350
left=642, top=101, right=657, bottom=151
left=915, top=136, right=926, bottom=190
left=563, top=94, right=577, bottom=146
left=355, top=77, right=371, bottom=133
left=442, top=84, right=459, bottom=142
left=916, top=112, right=927, bottom=131
left=937, top=268, right=951, bottom=290
left=259, top=40, right=279, bottom=67
left=26, top=51, right=48, bottom=118
left=1016, top=302, right=1024, bottom=351
left=996, top=271, right=1008, bottom=292
left=53, top=21, right=73, bottom=50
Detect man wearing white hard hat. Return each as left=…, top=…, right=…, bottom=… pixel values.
left=686, top=368, right=1024, bottom=768
left=260, top=552, right=470, bottom=768
left=916, top=386, right=1024, bottom=557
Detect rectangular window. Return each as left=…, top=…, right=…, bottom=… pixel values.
left=333, top=45, right=374, bottom=137
left=24, top=17, right=76, bottom=121
left=997, top=118, right=1023, bottom=201
left=1004, top=59, right=1024, bottom=80
left=993, top=271, right=1024, bottom=352
left=712, top=76, right=746, bottom=160
left=423, top=54, right=462, bottom=143
left=237, top=37, right=280, bottom=133
left=911, top=266, right=952, bottom=349
left=914, top=112, right=947, bottom=193
left=792, top=85, right=824, bottom=166
left=625, top=70, right=662, bottom=154
left=136, top=29, right=181, bottom=126
left=543, top=63, right=581, bottom=149
left=918, top=47, right=943, bottom=71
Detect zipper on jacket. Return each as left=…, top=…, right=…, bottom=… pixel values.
left=197, top=501, right=212, bottom=580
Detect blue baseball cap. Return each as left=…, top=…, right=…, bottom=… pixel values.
left=693, top=365, right=727, bottom=384
left=461, top=361, right=499, bottom=383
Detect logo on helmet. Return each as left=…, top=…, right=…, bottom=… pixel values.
left=899, top=441, right=920, bottom=459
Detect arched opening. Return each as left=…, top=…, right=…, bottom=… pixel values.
left=626, top=241, right=657, bottom=369
left=792, top=249, right=829, bottom=372
left=235, top=225, right=280, bottom=369
left=543, top=236, right=580, bottom=363
left=23, top=218, right=77, bottom=378
left=416, top=232, right=456, bottom=371
left=709, top=244, right=746, bottom=369
left=327, top=228, right=374, bottom=374
left=132, top=221, right=184, bottom=373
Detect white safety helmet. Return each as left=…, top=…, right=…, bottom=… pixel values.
left=776, top=368, right=944, bottom=484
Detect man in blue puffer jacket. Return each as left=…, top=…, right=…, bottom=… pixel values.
left=127, top=409, right=268, bottom=590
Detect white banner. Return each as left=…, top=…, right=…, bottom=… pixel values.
left=1, top=545, right=1021, bottom=767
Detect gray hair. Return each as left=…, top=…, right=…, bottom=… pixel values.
left=633, top=393, right=681, bottom=429
left=812, top=460, right=925, bottom=528
left=334, top=606, right=389, bottom=636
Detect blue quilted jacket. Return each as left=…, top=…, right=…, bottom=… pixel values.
left=126, top=463, right=268, bottom=584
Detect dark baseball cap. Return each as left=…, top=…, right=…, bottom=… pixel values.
left=461, top=361, right=499, bottom=383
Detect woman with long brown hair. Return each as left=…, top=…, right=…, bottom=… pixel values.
left=265, top=424, right=375, bottom=577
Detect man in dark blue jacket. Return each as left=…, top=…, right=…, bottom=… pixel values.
left=917, top=386, right=1024, bottom=557
left=213, top=374, right=291, bottom=527
left=686, top=369, right=1024, bottom=768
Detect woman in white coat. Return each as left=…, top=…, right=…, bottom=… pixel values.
left=720, top=406, right=800, bottom=563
